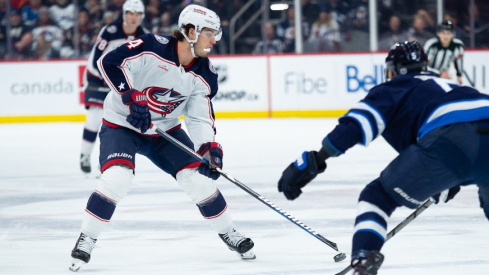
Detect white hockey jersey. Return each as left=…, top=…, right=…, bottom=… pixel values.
left=97, top=34, right=219, bottom=149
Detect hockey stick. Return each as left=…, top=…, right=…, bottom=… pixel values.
left=335, top=199, right=434, bottom=275
left=150, top=124, right=346, bottom=262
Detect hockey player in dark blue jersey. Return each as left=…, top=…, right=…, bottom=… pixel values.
left=278, top=41, right=489, bottom=275
left=79, top=0, right=148, bottom=174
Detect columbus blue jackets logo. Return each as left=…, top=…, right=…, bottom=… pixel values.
left=144, top=87, right=186, bottom=114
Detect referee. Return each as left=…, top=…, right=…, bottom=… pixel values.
left=423, top=21, right=464, bottom=84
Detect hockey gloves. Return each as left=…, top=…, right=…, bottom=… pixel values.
left=122, top=89, right=151, bottom=133
left=197, top=142, right=223, bottom=180
left=278, top=151, right=327, bottom=200
left=431, top=186, right=461, bottom=204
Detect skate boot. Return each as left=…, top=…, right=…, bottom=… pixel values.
left=218, top=228, right=256, bottom=260
left=80, top=154, right=91, bottom=173
left=69, top=233, right=97, bottom=272
left=351, top=250, right=384, bottom=275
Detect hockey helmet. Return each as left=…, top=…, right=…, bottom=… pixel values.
left=437, top=20, right=454, bottom=32
left=384, top=41, right=427, bottom=81
left=178, top=4, right=222, bottom=42
left=123, top=0, right=145, bottom=23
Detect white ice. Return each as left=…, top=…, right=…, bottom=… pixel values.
left=0, top=119, right=488, bottom=275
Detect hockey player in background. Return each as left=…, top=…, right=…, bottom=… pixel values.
left=278, top=41, right=489, bottom=275
left=423, top=20, right=464, bottom=85
left=70, top=4, right=255, bottom=272
left=79, top=0, right=148, bottom=174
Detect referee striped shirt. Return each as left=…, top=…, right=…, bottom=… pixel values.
left=423, top=37, right=464, bottom=76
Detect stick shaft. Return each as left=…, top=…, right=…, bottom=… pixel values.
left=151, top=125, right=339, bottom=251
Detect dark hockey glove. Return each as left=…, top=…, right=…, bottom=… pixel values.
left=431, top=186, right=461, bottom=204
left=278, top=151, right=327, bottom=200
left=122, top=89, right=151, bottom=133
left=197, top=142, right=223, bottom=180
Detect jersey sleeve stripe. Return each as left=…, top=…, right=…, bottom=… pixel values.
left=345, top=111, right=374, bottom=146
left=353, top=102, right=386, bottom=136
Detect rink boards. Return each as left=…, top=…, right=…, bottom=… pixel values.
left=0, top=50, right=488, bottom=123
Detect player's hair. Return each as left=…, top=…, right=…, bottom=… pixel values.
left=385, top=41, right=427, bottom=81
left=174, top=24, right=195, bottom=42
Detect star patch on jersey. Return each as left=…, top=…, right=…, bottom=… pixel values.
left=118, top=82, right=125, bottom=91
left=144, top=87, right=186, bottom=114
left=154, top=35, right=169, bottom=44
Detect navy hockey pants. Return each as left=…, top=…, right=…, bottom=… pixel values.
left=98, top=123, right=200, bottom=177
left=379, top=119, right=489, bottom=219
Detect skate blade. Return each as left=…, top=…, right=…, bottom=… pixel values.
left=69, top=258, right=86, bottom=272
left=237, top=249, right=256, bottom=260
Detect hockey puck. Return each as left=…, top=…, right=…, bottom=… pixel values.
left=334, top=253, right=347, bottom=262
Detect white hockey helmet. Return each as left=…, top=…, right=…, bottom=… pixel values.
left=123, top=0, right=145, bottom=22
left=178, top=4, right=222, bottom=42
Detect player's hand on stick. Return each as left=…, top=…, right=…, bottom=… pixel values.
left=278, top=151, right=327, bottom=200
left=122, top=89, right=151, bottom=133
left=197, top=142, right=223, bottom=180
left=431, top=186, right=461, bottom=204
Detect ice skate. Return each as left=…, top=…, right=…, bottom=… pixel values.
left=351, top=250, right=384, bottom=275
left=80, top=154, right=91, bottom=174
left=218, top=228, right=256, bottom=260
left=69, top=233, right=97, bottom=272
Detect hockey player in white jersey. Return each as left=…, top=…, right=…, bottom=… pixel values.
left=79, top=0, right=148, bottom=174
left=70, top=4, right=255, bottom=272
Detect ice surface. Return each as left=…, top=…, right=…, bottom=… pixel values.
left=0, top=119, right=487, bottom=275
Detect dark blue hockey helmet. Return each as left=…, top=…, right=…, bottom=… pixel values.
left=437, top=20, right=454, bottom=32
left=385, top=41, right=427, bottom=81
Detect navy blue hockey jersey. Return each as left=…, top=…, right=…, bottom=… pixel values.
left=325, top=72, right=489, bottom=155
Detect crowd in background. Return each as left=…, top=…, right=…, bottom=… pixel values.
left=0, top=0, right=488, bottom=60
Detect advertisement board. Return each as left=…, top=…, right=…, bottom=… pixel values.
left=1, top=50, right=488, bottom=123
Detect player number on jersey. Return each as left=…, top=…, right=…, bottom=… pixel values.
left=127, top=39, right=144, bottom=49
left=97, top=39, right=108, bottom=51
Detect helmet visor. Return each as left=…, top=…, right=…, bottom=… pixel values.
left=199, top=27, right=222, bottom=41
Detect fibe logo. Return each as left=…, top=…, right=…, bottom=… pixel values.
left=346, top=64, right=384, bottom=92
left=285, top=72, right=327, bottom=94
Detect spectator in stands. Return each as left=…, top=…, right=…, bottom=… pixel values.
left=32, top=30, right=60, bottom=59
left=4, top=9, right=33, bottom=59
left=107, top=0, right=124, bottom=21
left=276, top=4, right=310, bottom=52
left=252, top=22, right=284, bottom=54
left=302, top=0, right=319, bottom=27
left=74, top=9, right=96, bottom=57
left=378, top=14, right=408, bottom=51
left=85, top=0, right=104, bottom=26
left=103, top=11, right=116, bottom=26
left=416, top=9, right=436, bottom=33
left=0, top=0, right=6, bottom=26
left=21, top=0, right=46, bottom=28
left=144, top=0, right=160, bottom=29
left=31, top=7, right=63, bottom=58
left=346, top=0, right=369, bottom=33
left=464, top=3, right=489, bottom=47
left=308, top=8, right=341, bottom=52
left=407, top=13, right=433, bottom=46
left=323, top=0, right=350, bottom=26
left=49, top=0, right=75, bottom=31
left=152, top=11, right=175, bottom=36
